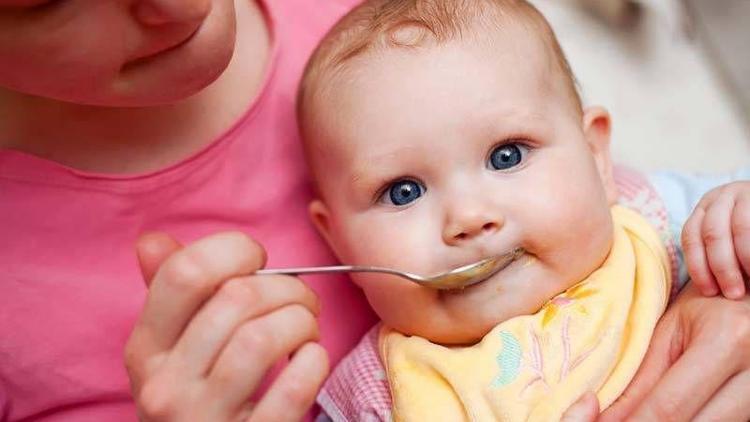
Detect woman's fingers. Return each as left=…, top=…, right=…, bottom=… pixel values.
left=625, top=294, right=750, bottom=422
left=207, top=304, right=321, bottom=411
left=127, top=231, right=325, bottom=421
left=126, top=232, right=266, bottom=385
left=599, top=310, right=679, bottom=421
left=139, top=232, right=266, bottom=351
left=136, top=232, right=183, bottom=286
left=560, top=392, right=600, bottom=422
left=693, top=371, right=750, bottom=422
left=171, top=274, right=320, bottom=376
left=248, top=342, right=330, bottom=422
left=625, top=336, right=739, bottom=421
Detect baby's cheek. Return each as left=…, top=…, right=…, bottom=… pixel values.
left=527, top=203, right=611, bottom=278
left=339, top=227, right=406, bottom=285
left=345, top=218, right=435, bottom=271
left=352, top=271, right=439, bottom=334
left=559, top=212, right=613, bottom=277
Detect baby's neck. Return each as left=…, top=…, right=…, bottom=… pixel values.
left=0, top=0, right=269, bottom=174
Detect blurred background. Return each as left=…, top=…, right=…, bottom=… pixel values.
left=530, top=0, right=750, bottom=173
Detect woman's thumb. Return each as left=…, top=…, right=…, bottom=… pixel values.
left=136, top=231, right=182, bottom=286
left=561, top=392, right=600, bottom=422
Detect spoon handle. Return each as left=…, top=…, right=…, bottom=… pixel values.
left=256, top=265, right=421, bottom=280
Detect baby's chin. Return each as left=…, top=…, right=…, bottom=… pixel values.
left=382, top=258, right=578, bottom=345
left=385, top=297, right=527, bottom=344
left=374, top=307, right=482, bottom=345
left=410, top=316, right=509, bottom=345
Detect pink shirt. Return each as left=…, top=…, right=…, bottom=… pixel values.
left=0, top=1, right=376, bottom=420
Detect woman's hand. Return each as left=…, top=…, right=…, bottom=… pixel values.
left=124, top=232, right=328, bottom=421
left=563, top=283, right=750, bottom=421
left=561, top=393, right=600, bottom=422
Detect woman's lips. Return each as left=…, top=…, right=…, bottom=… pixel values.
left=124, top=25, right=203, bottom=69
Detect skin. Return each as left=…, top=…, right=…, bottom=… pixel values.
left=0, top=1, right=326, bottom=419
left=568, top=283, right=750, bottom=421
left=1, top=0, right=749, bottom=419
left=682, top=181, right=750, bottom=299
left=0, top=0, right=235, bottom=106
left=0, top=0, right=269, bottom=173
left=307, top=27, right=618, bottom=344
left=304, top=20, right=750, bottom=421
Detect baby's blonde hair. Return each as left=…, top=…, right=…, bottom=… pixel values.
left=298, top=0, right=583, bottom=137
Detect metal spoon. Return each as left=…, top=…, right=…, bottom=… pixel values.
left=256, top=247, right=525, bottom=290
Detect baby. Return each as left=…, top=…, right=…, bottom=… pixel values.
left=295, top=0, right=749, bottom=420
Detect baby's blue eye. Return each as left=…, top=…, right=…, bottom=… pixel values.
left=489, top=143, right=527, bottom=170
left=384, top=180, right=424, bottom=206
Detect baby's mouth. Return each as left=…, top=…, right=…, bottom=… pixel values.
left=439, top=247, right=526, bottom=291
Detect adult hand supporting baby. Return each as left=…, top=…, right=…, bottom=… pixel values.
left=124, top=232, right=329, bottom=421
left=561, top=393, right=600, bottom=422
left=564, top=282, right=750, bottom=421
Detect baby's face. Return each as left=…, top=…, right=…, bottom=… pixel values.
left=308, top=28, right=617, bottom=344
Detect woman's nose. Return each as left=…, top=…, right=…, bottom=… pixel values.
left=442, top=204, right=504, bottom=246
left=133, top=0, right=212, bottom=26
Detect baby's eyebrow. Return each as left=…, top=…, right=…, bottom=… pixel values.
left=347, top=152, right=414, bottom=193
left=348, top=147, right=422, bottom=181
left=485, top=109, right=548, bottom=126
left=345, top=170, right=389, bottom=202
left=348, top=165, right=385, bottom=193
left=349, top=168, right=368, bottom=187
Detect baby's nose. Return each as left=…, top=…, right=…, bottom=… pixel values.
left=133, top=0, right=211, bottom=26
left=443, top=209, right=503, bottom=246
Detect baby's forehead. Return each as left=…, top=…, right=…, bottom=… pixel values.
left=303, top=49, right=563, bottom=168
left=304, top=31, right=572, bottom=147
left=298, top=0, right=584, bottom=181
left=298, top=0, right=581, bottom=120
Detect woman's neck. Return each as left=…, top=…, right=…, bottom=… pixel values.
left=0, top=0, right=270, bottom=174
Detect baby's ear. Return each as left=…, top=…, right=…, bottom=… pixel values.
left=309, top=199, right=335, bottom=248
left=583, top=106, right=618, bottom=205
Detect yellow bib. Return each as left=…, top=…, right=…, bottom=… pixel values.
left=380, top=206, right=671, bottom=421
